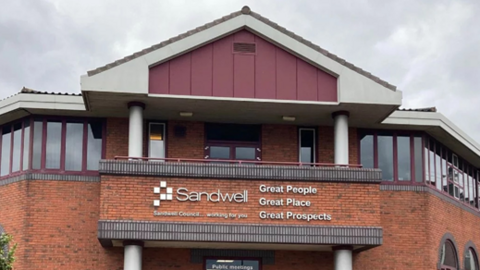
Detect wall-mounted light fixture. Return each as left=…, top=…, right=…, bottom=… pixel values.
left=179, top=112, right=193, bottom=117
left=282, top=116, right=296, bottom=121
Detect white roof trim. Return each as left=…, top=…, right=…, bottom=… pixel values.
left=81, top=14, right=402, bottom=106
left=0, top=93, right=86, bottom=115
left=383, top=110, right=480, bottom=156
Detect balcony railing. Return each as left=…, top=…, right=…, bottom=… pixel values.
left=98, top=157, right=382, bottom=183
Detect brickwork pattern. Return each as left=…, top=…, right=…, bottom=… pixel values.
left=167, top=120, right=205, bottom=159
left=99, top=175, right=380, bottom=226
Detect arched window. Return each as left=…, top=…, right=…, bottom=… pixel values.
left=438, top=233, right=459, bottom=270
left=464, top=242, right=479, bottom=270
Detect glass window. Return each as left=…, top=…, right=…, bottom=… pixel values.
left=360, top=134, right=374, bottom=169
left=32, top=121, right=43, bottom=170
left=440, top=240, right=457, bottom=269
left=210, top=146, right=230, bottom=159
left=205, top=259, right=260, bottom=270
left=299, top=128, right=315, bottom=164
left=45, top=121, right=62, bottom=169
left=397, top=136, right=411, bottom=181
left=206, top=123, right=260, bottom=142
left=235, top=147, right=256, bottom=160
left=87, top=120, right=103, bottom=170
left=11, top=123, right=22, bottom=172
left=378, top=134, right=393, bottom=181
left=23, top=121, right=30, bottom=170
left=65, top=122, right=84, bottom=171
left=149, top=123, right=165, bottom=159
left=466, top=248, right=479, bottom=270
left=205, top=123, right=260, bottom=162
left=429, top=139, right=436, bottom=187
left=1, top=126, right=11, bottom=176
left=414, top=136, right=423, bottom=182
left=435, top=142, right=442, bottom=191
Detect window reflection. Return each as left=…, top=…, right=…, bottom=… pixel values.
left=397, top=136, right=411, bottom=181
left=11, top=123, right=22, bottom=172
left=46, top=121, right=62, bottom=169
left=87, top=121, right=103, bottom=170
left=414, top=136, right=423, bottom=182
left=65, top=122, right=83, bottom=171
left=1, top=126, right=11, bottom=176
left=378, top=134, right=393, bottom=181
left=360, top=134, right=374, bottom=168
left=23, top=121, right=30, bottom=170
left=32, top=121, right=43, bottom=170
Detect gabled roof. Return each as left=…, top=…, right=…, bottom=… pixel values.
left=86, top=6, right=396, bottom=91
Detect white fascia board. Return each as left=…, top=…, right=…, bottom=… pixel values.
left=81, top=14, right=402, bottom=106
left=81, top=15, right=248, bottom=94
left=383, top=111, right=480, bottom=156
left=0, top=94, right=86, bottom=116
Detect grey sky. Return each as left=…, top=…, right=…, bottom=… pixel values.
left=1, top=0, right=479, bottom=141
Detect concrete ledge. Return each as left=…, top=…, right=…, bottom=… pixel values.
left=99, top=160, right=382, bottom=183
left=97, top=220, right=383, bottom=247
left=0, top=172, right=100, bottom=186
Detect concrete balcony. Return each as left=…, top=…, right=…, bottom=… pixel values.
left=99, top=158, right=382, bottom=183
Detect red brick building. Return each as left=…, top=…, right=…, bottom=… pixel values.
left=1, top=6, right=479, bottom=270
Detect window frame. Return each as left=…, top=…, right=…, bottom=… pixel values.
left=437, top=234, right=459, bottom=270
left=298, top=127, right=317, bottom=164
left=0, top=116, right=106, bottom=179
left=204, top=123, right=262, bottom=162
left=464, top=241, right=479, bottom=270
left=147, top=122, right=167, bottom=160
left=358, top=130, right=424, bottom=184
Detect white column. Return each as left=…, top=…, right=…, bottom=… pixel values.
left=333, top=111, right=349, bottom=165
left=124, top=243, right=143, bottom=270
left=128, top=102, right=145, bottom=158
left=334, top=248, right=353, bottom=270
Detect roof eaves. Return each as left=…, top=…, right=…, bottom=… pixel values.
left=397, top=107, right=437, bottom=112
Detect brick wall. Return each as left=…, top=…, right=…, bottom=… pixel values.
left=105, top=119, right=359, bottom=165
left=99, top=175, right=380, bottom=226
left=0, top=181, right=28, bottom=269
left=354, top=190, right=429, bottom=269
left=0, top=180, right=123, bottom=270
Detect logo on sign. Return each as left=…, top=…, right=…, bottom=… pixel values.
left=153, top=181, right=173, bottom=206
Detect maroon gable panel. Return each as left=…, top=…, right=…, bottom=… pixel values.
left=149, top=30, right=337, bottom=102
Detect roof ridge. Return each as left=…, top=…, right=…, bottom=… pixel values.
left=86, top=6, right=396, bottom=91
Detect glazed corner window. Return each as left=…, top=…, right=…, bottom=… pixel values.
left=359, top=131, right=423, bottom=182
left=0, top=117, right=105, bottom=178
left=205, top=123, right=261, bottom=161
left=440, top=240, right=458, bottom=270
left=299, top=128, right=315, bottom=164
left=205, top=259, right=260, bottom=270
left=465, top=248, right=479, bottom=270
left=148, top=123, right=165, bottom=160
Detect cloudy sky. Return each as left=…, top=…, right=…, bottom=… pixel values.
left=1, top=0, right=479, bottom=141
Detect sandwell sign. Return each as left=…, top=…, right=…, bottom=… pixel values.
left=152, top=181, right=332, bottom=222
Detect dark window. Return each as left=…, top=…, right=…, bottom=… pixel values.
left=205, top=259, right=260, bottom=270
left=414, top=136, right=423, bottom=182
left=1, top=126, right=11, bottom=176
left=206, top=123, right=260, bottom=142
left=86, top=120, right=103, bottom=170
left=440, top=240, right=458, bottom=269
left=65, top=122, right=84, bottom=171
left=205, top=123, right=261, bottom=162
left=466, top=248, right=479, bottom=270
left=299, top=128, right=315, bottom=164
